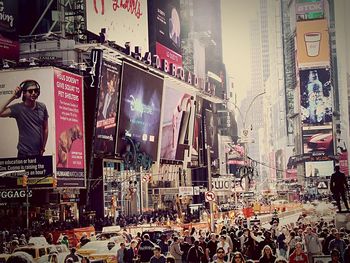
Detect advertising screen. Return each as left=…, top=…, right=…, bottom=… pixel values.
left=0, top=68, right=55, bottom=188
left=0, top=0, right=19, bottom=60
left=296, top=0, right=324, bottom=21
left=54, top=69, right=85, bottom=187
left=203, top=100, right=218, bottom=160
left=296, top=19, right=330, bottom=68
left=302, top=129, right=333, bottom=155
left=86, top=0, right=149, bottom=54
left=117, top=63, right=164, bottom=161
left=192, top=96, right=204, bottom=164
left=305, top=160, right=333, bottom=177
left=160, top=82, right=193, bottom=160
left=148, top=0, right=182, bottom=67
left=300, top=68, right=332, bottom=129
left=94, top=60, right=122, bottom=154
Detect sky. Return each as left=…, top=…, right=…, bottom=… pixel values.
left=221, top=0, right=259, bottom=104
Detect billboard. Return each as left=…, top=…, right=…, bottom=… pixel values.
left=86, top=0, right=149, bottom=54
left=94, top=60, right=122, bottom=154
left=305, top=160, right=333, bottom=177
left=192, top=96, right=204, bottom=164
left=116, top=63, right=164, bottom=161
left=0, top=0, right=19, bottom=60
left=0, top=68, right=85, bottom=189
left=54, top=69, right=85, bottom=187
left=148, top=0, right=182, bottom=67
left=302, top=129, right=333, bottom=155
left=300, top=68, right=333, bottom=129
left=296, top=0, right=324, bottom=21
left=296, top=19, right=330, bottom=68
left=203, top=100, right=218, bottom=160
left=160, top=81, right=193, bottom=160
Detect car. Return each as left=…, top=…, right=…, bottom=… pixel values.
left=307, top=133, right=333, bottom=152
left=13, top=243, right=55, bottom=261
left=142, top=228, right=179, bottom=244
left=0, top=254, right=10, bottom=263
left=77, top=240, right=119, bottom=263
left=37, top=252, right=72, bottom=263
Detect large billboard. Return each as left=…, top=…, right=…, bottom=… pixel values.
left=94, top=60, right=122, bottom=154
left=305, top=160, right=333, bottom=177
left=148, top=0, right=182, bottom=67
left=296, top=0, right=324, bottom=21
left=203, top=100, right=218, bottom=161
left=0, top=0, right=19, bottom=60
left=54, top=69, right=85, bottom=187
left=160, top=82, right=193, bottom=160
left=0, top=68, right=85, bottom=189
left=86, top=0, right=149, bottom=53
left=116, top=63, right=164, bottom=161
left=296, top=19, right=330, bottom=68
left=302, top=129, right=333, bottom=155
left=300, top=68, right=333, bottom=129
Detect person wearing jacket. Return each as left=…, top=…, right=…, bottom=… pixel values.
left=139, top=234, right=156, bottom=263
left=289, top=242, right=308, bottom=263
left=170, top=237, right=183, bottom=263
left=187, top=240, right=204, bottom=263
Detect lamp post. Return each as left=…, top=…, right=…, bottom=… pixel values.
left=226, top=91, right=266, bottom=190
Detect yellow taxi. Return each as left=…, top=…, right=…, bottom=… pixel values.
left=77, top=240, right=119, bottom=263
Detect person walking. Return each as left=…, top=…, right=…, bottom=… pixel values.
left=170, top=237, right=183, bottom=263
left=330, top=165, right=349, bottom=212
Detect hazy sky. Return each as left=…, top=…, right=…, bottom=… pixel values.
left=221, top=0, right=259, bottom=103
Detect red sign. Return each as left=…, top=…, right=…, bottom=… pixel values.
left=156, top=42, right=183, bottom=68
left=339, top=151, right=348, bottom=176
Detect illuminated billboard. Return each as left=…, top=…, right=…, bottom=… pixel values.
left=0, top=68, right=85, bottom=188
left=116, top=63, right=164, bottom=161
left=299, top=68, right=333, bottom=129
left=302, top=129, right=333, bottom=155
left=305, top=160, right=333, bottom=177
left=160, top=81, right=193, bottom=160
left=296, top=19, right=330, bottom=68
left=296, top=0, right=324, bottom=21
left=148, top=0, right=182, bottom=67
left=86, top=0, right=149, bottom=53
left=94, top=60, right=122, bottom=154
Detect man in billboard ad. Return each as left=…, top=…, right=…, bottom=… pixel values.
left=54, top=69, right=85, bottom=187
left=117, top=63, right=164, bottom=162
left=148, top=0, right=182, bottom=67
left=303, top=129, right=333, bottom=156
left=300, top=68, right=333, bottom=129
left=94, top=60, right=121, bottom=154
left=0, top=69, right=54, bottom=188
left=203, top=100, right=218, bottom=161
left=160, top=83, right=192, bottom=160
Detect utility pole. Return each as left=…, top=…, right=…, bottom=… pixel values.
left=207, top=145, right=215, bottom=232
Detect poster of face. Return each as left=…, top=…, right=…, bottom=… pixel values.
left=54, top=69, right=85, bottom=187
left=0, top=68, right=55, bottom=188
left=302, top=129, right=333, bottom=155
left=148, top=0, right=182, bottom=67
left=300, top=68, right=333, bottom=128
left=94, top=60, right=121, bottom=154
left=192, top=96, right=204, bottom=164
left=160, top=82, right=193, bottom=160
left=117, top=63, right=164, bottom=161
left=305, top=160, right=333, bottom=177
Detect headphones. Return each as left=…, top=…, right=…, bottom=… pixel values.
left=19, top=80, right=41, bottom=101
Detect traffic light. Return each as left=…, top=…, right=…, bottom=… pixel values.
left=52, top=178, right=57, bottom=188
left=22, top=175, right=28, bottom=187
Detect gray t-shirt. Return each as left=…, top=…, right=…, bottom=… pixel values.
left=9, top=102, right=48, bottom=156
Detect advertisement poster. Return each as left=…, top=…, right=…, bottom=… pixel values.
left=0, top=0, right=19, bottom=60
left=86, top=0, right=149, bottom=54
left=296, top=0, right=324, bottom=21
left=94, top=60, right=121, bottom=154
left=117, top=63, right=164, bottom=161
left=54, top=69, right=85, bottom=187
left=296, top=19, right=330, bottom=68
left=300, top=68, right=333, bottom=129
left=160, top=82, right=193, bottom=160
left=148, top=0, right=182, bottom=67
left=0, top=68, right=55, bottom=188
left=203, top=100, right=218, bottom=160
left=192, top=96, right=203, bottom=164
left=305, top=160, right=333, bottom=177
left=302, top=129, right=333, bottom=155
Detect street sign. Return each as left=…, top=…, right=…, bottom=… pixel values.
left=205, top=191, right=216, bottom=202
left=179, top=186, right=193, bottom=196
left=193, top=186, right=200, bottom=195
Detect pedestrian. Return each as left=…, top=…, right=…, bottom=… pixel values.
left=289, top=242, right=308, bottom=263
left=61, top=235, right=69, bottom=248
left=150, top=246, right=166, bottom=263
left=124, top=240, right=138, bottom=263
left=330, top=165, right=349, bottom=212
left=169, top=236, right=183, bottom=263
left=117, top=243, right=127, bottom=263
left=207, top=233, right=219, bottom=261
left=0, top=79, right=48, bottom=158
left=232, top=251, right=245, bottom=263
left=304, top=227, right=322, bottom=263
left=187, top=240, right=204, bottom=263
left=64, top=247, right=79, bottom=263
left=138, top=234, right=156, bottom=263
left=259, top=245, right=276, bottom=263
left=213, top=248, right=226, bottom=263
left=328, top=232, right=347, bottom=262
left=329, top=249, right=342, bottom=263
left=159, top=234, right=169, bottom=255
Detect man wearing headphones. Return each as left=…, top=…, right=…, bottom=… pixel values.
left=0, top=80, right=48, bottom=158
